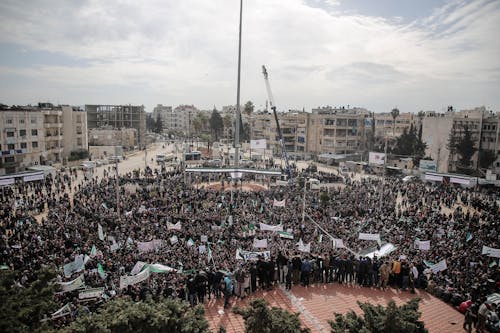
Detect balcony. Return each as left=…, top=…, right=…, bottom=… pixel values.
left=44, top=123, right=63, bottom=129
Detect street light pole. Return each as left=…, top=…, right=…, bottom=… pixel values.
left=234, top=0, right=243, bottom=168
left=115, top=159, right=120, bottom=216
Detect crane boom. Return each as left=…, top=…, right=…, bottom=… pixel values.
left=262, top=65, right=292, bottom=180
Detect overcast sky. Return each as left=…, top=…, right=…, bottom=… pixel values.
left=0, top=0, right=499, bottom=113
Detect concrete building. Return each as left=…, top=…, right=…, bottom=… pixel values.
left=152, top=104, right=173, bottom=132
left=86, top=104, right=146, bottom=147
left=421, top=107, right=496, bottom=173
left=89, top=128, right=137, bottom=149
left=0, top=103, right=88, bottom=174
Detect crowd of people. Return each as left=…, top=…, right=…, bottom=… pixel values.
left=0, top=161, right=499, bottom=329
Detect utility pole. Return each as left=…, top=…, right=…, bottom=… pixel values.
left=234, top=0, right=243, bottom=168
left=115, top=159, right=120, bottom=216
left=302, top=177, right=307, bottom=224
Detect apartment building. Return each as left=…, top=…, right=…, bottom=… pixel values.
left=421, top=107, right=498, bottom=173
left=0, top=103, right=88, bottom=174
left=152, top=104, right=173, bottom=132
left=86, top=104, right=146, bottom=147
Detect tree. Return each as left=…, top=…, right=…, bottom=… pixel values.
left=0, top=268, right=58, bottom=333
left=392, top=124, right=426, bottom=163
left=244, top=101, right=254, bottom=115
left=478, top=149, right=496, bottom=169
left=454, top=125, right=477, bottom=170
left=233, top=298, right=310, bottom=333
left=209, top=108, right=224, bottom=141
left=154, top=114, right=163, bottom=134
left=329, top=298, right=427, bottom=333
left=60, top=297, right=210, bottom=333
left=146, top=113, right=156, bottom=132
left=390, top=108, right=400, bottom=137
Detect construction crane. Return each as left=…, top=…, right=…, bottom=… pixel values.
left=262, top=65, right=292, bottom=180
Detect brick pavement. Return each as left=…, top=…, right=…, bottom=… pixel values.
left=205, top=283, right=465, bottom=333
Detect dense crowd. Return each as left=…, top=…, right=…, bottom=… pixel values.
left=0, top=163, right=499, bottom=329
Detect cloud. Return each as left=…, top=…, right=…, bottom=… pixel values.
left=0, top=0, right=498, bottom=112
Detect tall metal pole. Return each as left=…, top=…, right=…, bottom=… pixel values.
left=302, top=177, right=307, bottom=224
left=234, top=0, right=243, bottom=168
left=115, top=159, right=120, bottom=216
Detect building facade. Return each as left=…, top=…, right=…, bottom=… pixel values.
left=0, top=103, right=88, bottom=174
left=152, top=104, right=173, bottom=132
left=86, top=104, right=146, bottom=147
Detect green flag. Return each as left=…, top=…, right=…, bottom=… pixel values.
left=466, top=232, right=473, bottom=242
left=278, top=231, right=294, bottom=240
left=90, top=245, right=97, bottom=257
left=0, top=265, right=9, bottom=270
left=97, top=263, right=106, bottom=280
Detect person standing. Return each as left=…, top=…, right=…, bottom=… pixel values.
left=223, top=274, right=233, bottom=309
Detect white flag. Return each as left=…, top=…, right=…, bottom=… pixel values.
left=187, top=238, right=195, bottom=247
left=131, top=261, right=147, bottom=275
left=250, top=139, right=267, bottom=149
left=199, top=245, right=206, bottom=254
left=253, top=238, right=268, bottom=248
left=170, top=235, right=178, bottom=245
left=98, top=224, right=105, bottom=241
left=297, top=239, right=311, bottom=253
left=273, top=199, right=286, bottom=207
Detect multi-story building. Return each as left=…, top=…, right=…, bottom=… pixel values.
left=89, top=128, right=137, bottom=149
left=152, top=104, right=172, bottom=132
left=308, top=106, right=370, bottom=155
left=86, top=104, right=146, bottom=147
left=170, top=105, right=199, bottom=136
left=263, top=111, right=309, bottom=158
left=421, top=107, right=497, bottom=173
left=0, top=103, right=88, bottom=174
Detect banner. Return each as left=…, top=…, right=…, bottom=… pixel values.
left=297, top=239, right=311, bottom=253
left=253, top=238, right=268, bottom=249
left=58, top=274, right=85, bottom=292
left=78, top=287, right=104, bottom=300
left=250, top=139, right=267, bottom=149
left=415, top=240, right=430, bottom=251
left=131, top=261, right=147, bottom=275
left=482, top=246, right=500, bottom=258
left=120, top=267, right=150, bottom=289
left=51, top=304, right=72, bottom=319
left=260, top=223, right=283, bottom=232
left=430, top=259, right=448, bottom=273
left=369, top=152, right=385, bottom=165
left=273, top=199, right=286, bottom=207
left=332, top=238, right=345, bottom=248
left=167, top=221, right=182, bottom=231
left=230, top=172, right=243, bottom=178
left=149, top=264, right=177, bottom=273
left=186, top=238, right=195, bottom=247
left=236, top=249, right=271, bottom=261
left=359, top=233, right=381, bottom=242
left=278, top=231, right=294, bottom=239
left=98, top=224, right=105, bottom=241
left=199, top=245, right=206, bottom=254
left=137, top=239, right=164, bottom=253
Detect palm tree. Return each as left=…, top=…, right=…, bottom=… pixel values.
left=390, top=108, right=400, bottom=137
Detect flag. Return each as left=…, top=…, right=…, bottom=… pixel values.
left=260, top=223, right=283, bottom=232
left=489, top=261, right=498, bottom=268
left=51, top=304, right=72, bottom=319
left=273, top=199, right=286, bottom=207
left=201, top=235, right=208, bottom=243
left=131, top=261, right=147, bottom=275
left=278, top=231, right=294, bottom=239
left=430, top=259, right=447, bottom=273
left=482, top=246, right=500, bottom=258
left=318, top=234, right=323, bottom=243
left=415, top=240, right=430, bottom=251
left=97, top=263, right=107, bottom=280
left=149, top=264, right=177, bottom=273
left=98, top=224, right=105, bottom=241
left=296, top=239, right=311, bottom=253
left=167, top=221, right=182, bottom=231
left=199, top=245, right=206, bottom=254
left=0, top=265, right=9, bottom=270
left=170, top=235, right=178, bottom=245
left=90, top=245, right=97, bottom=258
left=250, top=139, right=266, bottom=149
left=187, top=238, right=194, bottom=247
left=466, top=232, right=473, bottom=242
left=58, top=274, right=85, bottom=292
left=208, top=244, right=213, bottom=263
left=332, top=238, right=345, bottom=248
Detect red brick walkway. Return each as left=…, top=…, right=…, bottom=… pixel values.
left=205, top=284, right=464, bottom=333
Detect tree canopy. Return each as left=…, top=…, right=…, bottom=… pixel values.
left=329, top=298, right=427, bottom=333
left=454, top=125, right=477, bottom=170
left=209, top=108, right=224, bottom=141
left=233, top=298, right=310, bottom=333
left=244, top=101, right=254, bottom=115
left=60, top=297, right=210, bottom=333
left=392, top=124, right=426, bottom=162
left=0, top=268, right=58, bottom=333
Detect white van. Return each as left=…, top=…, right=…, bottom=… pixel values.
left=308, top=178, right=321, bottom=190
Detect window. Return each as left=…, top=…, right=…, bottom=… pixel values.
left=5, top=156, right=14, bottom=163
left=6, top=118, right=13, bottom=124
left=76, top=115, right=82, bottom=123
left=19, top=119, right=25, bottom=124
left=77, top=138, right=82, bottom=145
left=20, top=129, right=26, bottom=137
left=7, top=144, right=15, bottom=150
left=31, top=117, right=37, bottom=124
left=32, top=142, right=38, bottom=148
left=31, top=129, right=38, bottom=136
left=20, top=142, right=27, bottom=149
left=6, top=131, right=15, bottom=137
